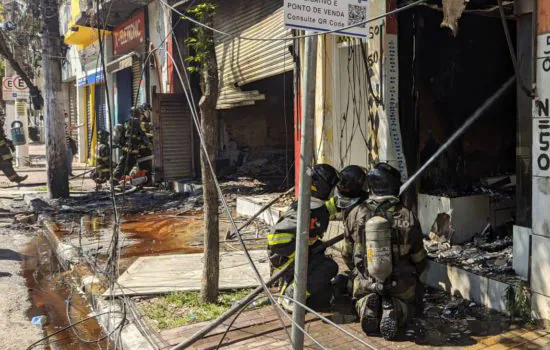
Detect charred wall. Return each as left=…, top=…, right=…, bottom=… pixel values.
left=219, top=72, right=294, bottom=160
left=404, top=7, right=517, bottom=193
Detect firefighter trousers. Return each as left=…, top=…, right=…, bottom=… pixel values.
left=0, top=160, right=18, bottom=182
left=113, top=152, right=137, bottom=179
left=282, top=253, right=338, bottom=309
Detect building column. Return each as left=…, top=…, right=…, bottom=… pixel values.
left=531, top=0, right=550, bottom=326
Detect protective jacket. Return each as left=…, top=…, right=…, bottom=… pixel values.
left=342, top=196, right=427, bottom=303
left=0, top=126, right=14, bottom=162
left=122, top=118, right=152, bottom=155
left=268, top=197, right=337, bottom=271
left=92, top=143, right=112, bottom=184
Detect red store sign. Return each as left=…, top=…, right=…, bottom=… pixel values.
left=113, top=9, right=145, bottom=56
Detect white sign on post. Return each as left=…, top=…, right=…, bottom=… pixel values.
left=284, top=0, right=369, bottom=38
left=2, top=76, right=30, bottom=101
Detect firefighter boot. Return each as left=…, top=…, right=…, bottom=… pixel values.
left=14, top=174, right=28, bottom=183
left=380, top=296, right=398, bottom=340
left=279, top=283, right=295, bottom=313
left=357, top=293, right=381, bottom=335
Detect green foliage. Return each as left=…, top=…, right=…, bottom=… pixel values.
left=505, top=282, right=533, bottom=324
left=184, top=3, right=217, bottom=74
left=0, top=1, right=42, bottom=80
left=139, top=289, right=253, bottom=330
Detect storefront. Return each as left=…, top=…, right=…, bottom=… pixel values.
left=77, top=69, right=106, bottom=164
left=108, top=9, right=147, bottom=124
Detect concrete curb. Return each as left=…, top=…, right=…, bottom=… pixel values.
left=40, top=216, right=158, bottom=350
left=236, top=196, right=285, bottom=227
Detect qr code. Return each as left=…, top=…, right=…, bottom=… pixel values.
left=348, top=4, right=367, bottom=28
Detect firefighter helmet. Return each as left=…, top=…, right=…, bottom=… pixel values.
left=311, top=164, right=339, bottom=201
left=367, top=163, right=402, bottom=197
left=335, top=165, right=367, bottom=209
left=97, top=129, right=109, bottom=145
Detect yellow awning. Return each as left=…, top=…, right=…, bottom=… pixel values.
left=64, top=24, right=111, bottom=48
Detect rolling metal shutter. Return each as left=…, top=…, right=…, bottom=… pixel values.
left=213, top=0, right=293, bottom=109
left=86, top=86, right=93, bottom=160
left=68, top=84, right=78, bottom=139
left=153, top=93, right=194, bottom=181
left=95, top=84, right=107, bottom=131
left=132, top=58, right=142, bottom=105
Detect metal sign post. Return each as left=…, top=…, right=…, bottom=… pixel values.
left=291, top=33, right=317, bottom=350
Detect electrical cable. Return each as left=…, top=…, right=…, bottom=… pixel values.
left=215, top=293, right=381, bottom=350
left=66, top=288, right=126, bottom=344
left=165, top=49, right=296, bottom=349
left=497, top=0, right=533, bottom=97
left=160, top=0, right=427, bottom=42
left=25, top=311, right=125, bottom=350
left=275, top=295, right=380, bottom=350
left=168, top=32, right=367, bottom=348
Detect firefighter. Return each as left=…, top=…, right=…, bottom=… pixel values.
left=91, top=130, right=112, bottom=185
left=0, top=114, right=27, bottom=183
left=267, top=164, right=340, bottom=312
left=113, top=106, right=152, bottom=180
left=337, top=163, right=427, bottom=340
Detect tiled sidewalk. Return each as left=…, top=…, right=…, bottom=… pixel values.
left=160, top=306, right=550, bottom=350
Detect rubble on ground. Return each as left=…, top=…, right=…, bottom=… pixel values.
left=410, top=288, right=511, bottom=345
left=233, top=154, right=290, bottom=179
left=425, top=231, right=514, bottom=280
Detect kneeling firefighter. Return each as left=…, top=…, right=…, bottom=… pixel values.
left=267, top=164, right=340, bottom=312
left=91, top=130, right=113, bottom=185
left=337, top=163, right=427, bottom=340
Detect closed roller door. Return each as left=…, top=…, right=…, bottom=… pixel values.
left=86, top=86, right=93, bottom=160
left=68, top=84, right=78, bottom=139
left=213, top=0, right=292, bottom=108
left=95, top=84, right=107, bottom=131
left=132, top=58, right=142, bottom=105
left=153, top=93, right=194, bottom=181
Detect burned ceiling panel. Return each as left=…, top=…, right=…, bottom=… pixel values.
left=441, top=0, right=467, bottom=36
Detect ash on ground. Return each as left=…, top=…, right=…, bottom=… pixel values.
left=424, top=231, right=515, bottom=281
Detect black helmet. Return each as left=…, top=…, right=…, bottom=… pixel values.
left=98, top=129, right=109, bottom=144
left=367, top=162, right=402, bottom=197
left=335, top=165, right=367, bottom=209
left=311, top=164, right=339, bottom=201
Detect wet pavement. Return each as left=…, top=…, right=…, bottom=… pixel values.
left=22, top=234, right=112, bottom=350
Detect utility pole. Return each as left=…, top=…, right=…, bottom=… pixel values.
left=40, top=0, right=69, bottom=198
left=291, top=33, right=317, bottom=349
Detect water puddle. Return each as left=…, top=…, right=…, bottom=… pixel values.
left=22, top=234, right=112, bottom=350
left=120, top=214, right=204, bottom=257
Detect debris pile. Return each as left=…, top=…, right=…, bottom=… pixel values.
left=410, top=288, right=510, bottom=346
left=234, top=154, right=290, bottom=179
left=425, top=231, right=514, bottom=279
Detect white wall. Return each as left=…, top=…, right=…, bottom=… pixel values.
left=148, top=1, right=172, bottom=95
left=314, top=0, right=406, bottom=177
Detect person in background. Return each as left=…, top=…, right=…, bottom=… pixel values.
left=65, top=113, right=80, bottom=177
left=0, top=113, right=27, bottom=183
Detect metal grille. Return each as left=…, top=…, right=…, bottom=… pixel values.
left=153, top=93, right=194, bottom=181
left=68, top=83, right=78, bottom=139
left=95, top=84, right=107, bottom=131
left=132, top=58, right=142, bottom=105
left=213, top=0, right=293, bottom=109
left=86, top=86, right=93, bottom=160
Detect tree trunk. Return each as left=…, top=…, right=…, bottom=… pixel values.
left=41, top=0, right=69, bottom=198
left=199, top=32, right=220, bottom=303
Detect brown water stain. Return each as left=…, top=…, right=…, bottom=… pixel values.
left=120, top=214, right=204, bottom=257
left=22, top=235, right=112, bottom=350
